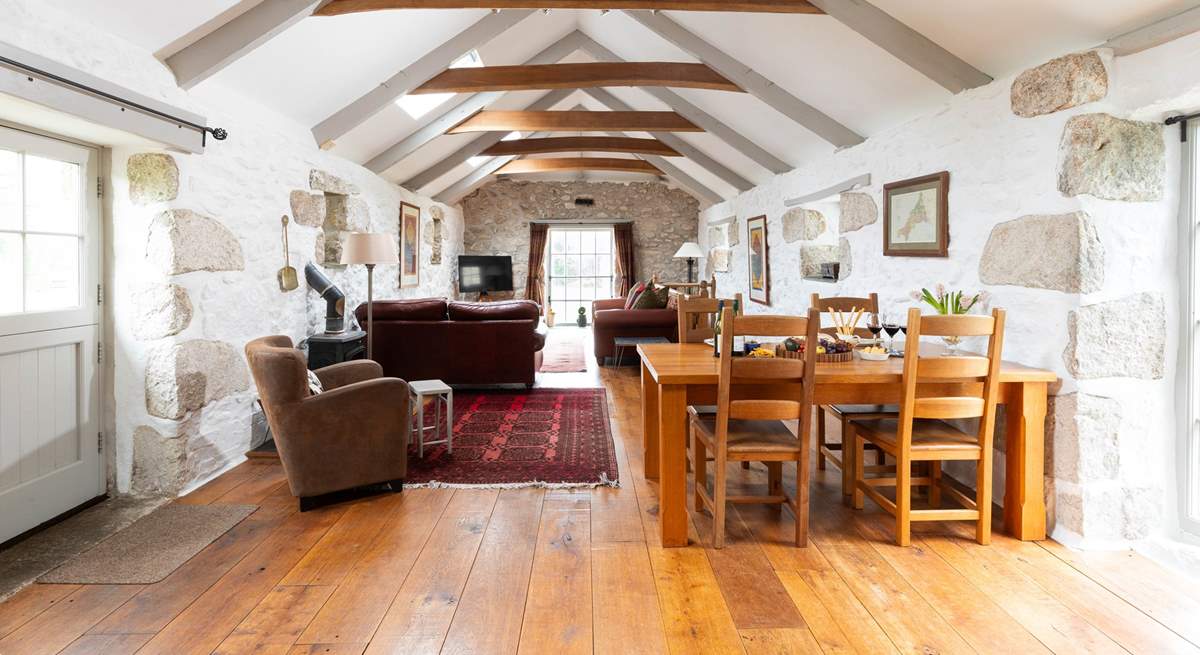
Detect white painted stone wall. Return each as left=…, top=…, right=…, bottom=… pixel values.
left=700, top=41, right=1198, bottom=551
left=1, top=0, right=463, bottom=496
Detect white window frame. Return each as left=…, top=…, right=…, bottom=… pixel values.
left=1179, top=118, right=1200, bottom=537
left=546, top=225, right=617, bottom=322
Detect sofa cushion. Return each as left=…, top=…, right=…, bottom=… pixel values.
left=624, top=281, right=647, bottom=310
left=631, top=285, right=670, bottom=310
left=448, top=300, right=540, bottom=321
left=366, top=298, right=447, bottom=321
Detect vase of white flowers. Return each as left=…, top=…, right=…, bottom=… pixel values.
left=909, top=284, right=990, bottom=355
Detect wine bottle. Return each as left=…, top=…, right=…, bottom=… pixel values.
left=714, top=299, right=725, bottom=357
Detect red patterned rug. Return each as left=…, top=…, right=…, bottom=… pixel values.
left=406, top=388, right=618, bottom=488
left=539, top=329, right=587, bottom=373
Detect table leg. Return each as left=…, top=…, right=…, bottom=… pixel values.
left=447, top=390, right=454, bottom=454
left=1004, top=381, right=1048, bottom=540
left=641, top=361, right=660, bottom=480
left=659, top=384, right=688, bottom=547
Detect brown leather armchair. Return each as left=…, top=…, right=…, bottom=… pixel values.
left=245, top=336, right=409, bottom=510
left=591, top=298, right=677, bottom=364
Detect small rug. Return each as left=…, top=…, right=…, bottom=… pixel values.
left=40, top=503, right=257, bottom=584
left=408, top=388, right=618, bottom=488
left=540, top=329, right=587, bottom=373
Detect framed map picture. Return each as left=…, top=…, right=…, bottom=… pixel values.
left=883, top=171, right=949, bottom=257
left=746, top=215, right=770, bottom=305
left=400, top=202, right=420, bottom=287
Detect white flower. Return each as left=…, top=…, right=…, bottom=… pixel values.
left=935, top=283, right=947, bottom=298
left=978, top=290, right=992, bottom=304
left=909, top=290, right=922, bottom=302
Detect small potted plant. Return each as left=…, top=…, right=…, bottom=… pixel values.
left=576, top=306, right=588, bottom=327
left=910, top=284, right=990, bottom=354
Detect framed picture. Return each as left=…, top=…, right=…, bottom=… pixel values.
left=746, top=215, right=770, bottom=305
left=883, top=171, right=949, bottom=257
left=399, top=202, right=420, bottom=287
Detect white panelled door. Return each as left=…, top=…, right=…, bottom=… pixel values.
left=0, top=125, right=102, bottom=544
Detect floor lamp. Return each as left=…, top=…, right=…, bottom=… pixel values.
left=341, top=232, right=398, bottom=360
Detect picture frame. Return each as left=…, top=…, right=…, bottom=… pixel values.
left=746, top=215, right=770, bottom=305
left=883, top=171, right=950, bottom=257
left=399, top=202, right=420, bottom=287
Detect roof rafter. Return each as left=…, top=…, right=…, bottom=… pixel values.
left=575, top=33, right=791, bottom=174
left=401, top=88, right=574, bottom=189
left=165, top=0, right=330, bottom=90
left=497, top=157, right=663, bottom=175
left=584, top=87, right=752, bottom=191
left=481, top=136, right=680, bottom=157
left=365, top=30, right=590, bottom=174
left=445, top=109, right=702, bottom=133
left=625, top=9, right=863, bottom=148
left=806, top=0, right=990, bottom=93
left=316, top=1, right=823, bottom=16
left=414, top=61, right=741, bottom=94
left=311, top=8, right=534, bottom=145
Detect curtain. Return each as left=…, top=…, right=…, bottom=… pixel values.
left=525, top=223, right=549, bottom=307
left=613, top=223, right=635, bottom=297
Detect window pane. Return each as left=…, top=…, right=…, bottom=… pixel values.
left=565, top=231, right=580, bottom=254
left=581, top=277, right=597, bottom=301
left=598, top=253, right=612, bottom=277
left=552, top=301, right=567, bottom=321
left=550, top=230, right=564, bottom=253
left=550, top=277, right=566, bottom=303
left=551, top=254, right=567, bottom=277
left=568, top=278, right=581, bottom=303
left=580, top=230, right=595, bottom=254
left=0, top=233, right=21, bottom=314
left=24, top=234, right=78, bottom=311
left=564, top=255, right=579, bottom=278
left=25, top=155, right=80, bottom=235
left=597, top=230, right=612, bottom=254
left=0, top=150, right=19, bottom=231
left=581, top=254, right=597, bottom=277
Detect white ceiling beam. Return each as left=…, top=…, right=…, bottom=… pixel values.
left=784, top=172, right=870, bottom=207
left=575, top=33, right=791, bottom=175
left=806, top=0, right=990, bottom=93
left=1103, top=5, right=1200, bottom=56
left=401, top=88, right=573, bottom=189
left=619, top=141, right=724, bottom=205
left=312, top=9, right=534, bottom=145
left=366, top=30, right=589, bottom=174
left=625, top=9, right=862, bottom=148
left=583, top=87, right=752, bottom=191
left=165, top=0, right=328, bottom=90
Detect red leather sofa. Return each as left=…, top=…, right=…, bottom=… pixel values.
left=354, top=298, right=547, bottom=386
left=591, top=297, right=677, bottom=365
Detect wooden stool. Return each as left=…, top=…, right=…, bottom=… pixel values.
left=410, top=379, right=453, bottom=458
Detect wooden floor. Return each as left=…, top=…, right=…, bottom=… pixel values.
left=2, top=357, right=1199, bottom=654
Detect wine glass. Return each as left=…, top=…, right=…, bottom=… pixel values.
left=897, top=323, right=907, bottom=352
left=882, top=315, right=900, bottom=352
left=867, top=313, right=882, bottom=344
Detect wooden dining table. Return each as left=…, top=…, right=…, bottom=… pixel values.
left=637, top=342, right=1059, bottom=548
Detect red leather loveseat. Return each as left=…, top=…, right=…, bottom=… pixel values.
left=591, top=297, right=677, bottom=365
left=354, top=298, right=547, bottom=386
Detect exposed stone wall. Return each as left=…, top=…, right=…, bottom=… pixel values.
left=460, top=180, right=700, bottom=298
left=700, top=43, right=1184, bottom=548
left=1, top=0, right=463, bottom=496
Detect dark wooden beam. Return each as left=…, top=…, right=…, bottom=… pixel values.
left=496, top=157, right=663, bottom=175
left=414, top=62, right=741, bottom=94
left=480, top=136, right=681, bottom=157
left=447, top=110, right=702, bottom=133
left=316, top=1, right=823, bottom=16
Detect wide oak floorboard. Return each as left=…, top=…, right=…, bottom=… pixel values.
left=0, top=357, right=1196, bottom=654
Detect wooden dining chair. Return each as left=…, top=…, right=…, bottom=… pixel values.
left=849, top=307, right=1006, bottom=546
left=810, top=293, right=893, bottom=499
left=689, top=307, right=819, bottom=548
left=677, top=293, right=744, bottom=343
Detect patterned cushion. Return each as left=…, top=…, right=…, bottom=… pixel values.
left=624, top=281, right=648, bottom=310
left=306, top=369, right=324, bottom=395
left=631, top=285, right=670, bottom=310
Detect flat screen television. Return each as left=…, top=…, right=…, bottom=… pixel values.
left=458, top=255, right=514, bottom=294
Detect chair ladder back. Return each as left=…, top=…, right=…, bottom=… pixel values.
left=811, top=292, right=880, bottom=338
left=677, top=296, right=720, bottom=343
left=976, top=309, right=1007, bottom=448
left=714, top=308, right=819, bottom=454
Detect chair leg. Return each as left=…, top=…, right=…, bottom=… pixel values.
left=713, top=454, right=727, bottom=549
left=929, top=461, right=942, bottom=508
left=816, top=408, right=827, bottom=471
left=767, top=461, right=782, bottom=500
left=797, top=445, right=810, bottom=548
left=977, top=452, right=993, bottom=545
left=840, top=417, right=852, bottom=500
left=693, top=428, right=707, bottom=513
left=896, top=454, right=911, bottom=547
left=850, top=427, right=864, bottom=510
left=741, top=461, right=751, bottom=470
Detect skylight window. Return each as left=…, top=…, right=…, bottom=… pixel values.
left=395, top=50, right=484, bottom=119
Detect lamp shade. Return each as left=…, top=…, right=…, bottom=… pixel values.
left=673, top=242, right=704, bottom=259
left=340, top=232, right=398, bottom=265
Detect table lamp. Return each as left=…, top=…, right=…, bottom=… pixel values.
left=673, top=242, right=704, bottom=283
left=341, top=232, right=398, bottom=360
